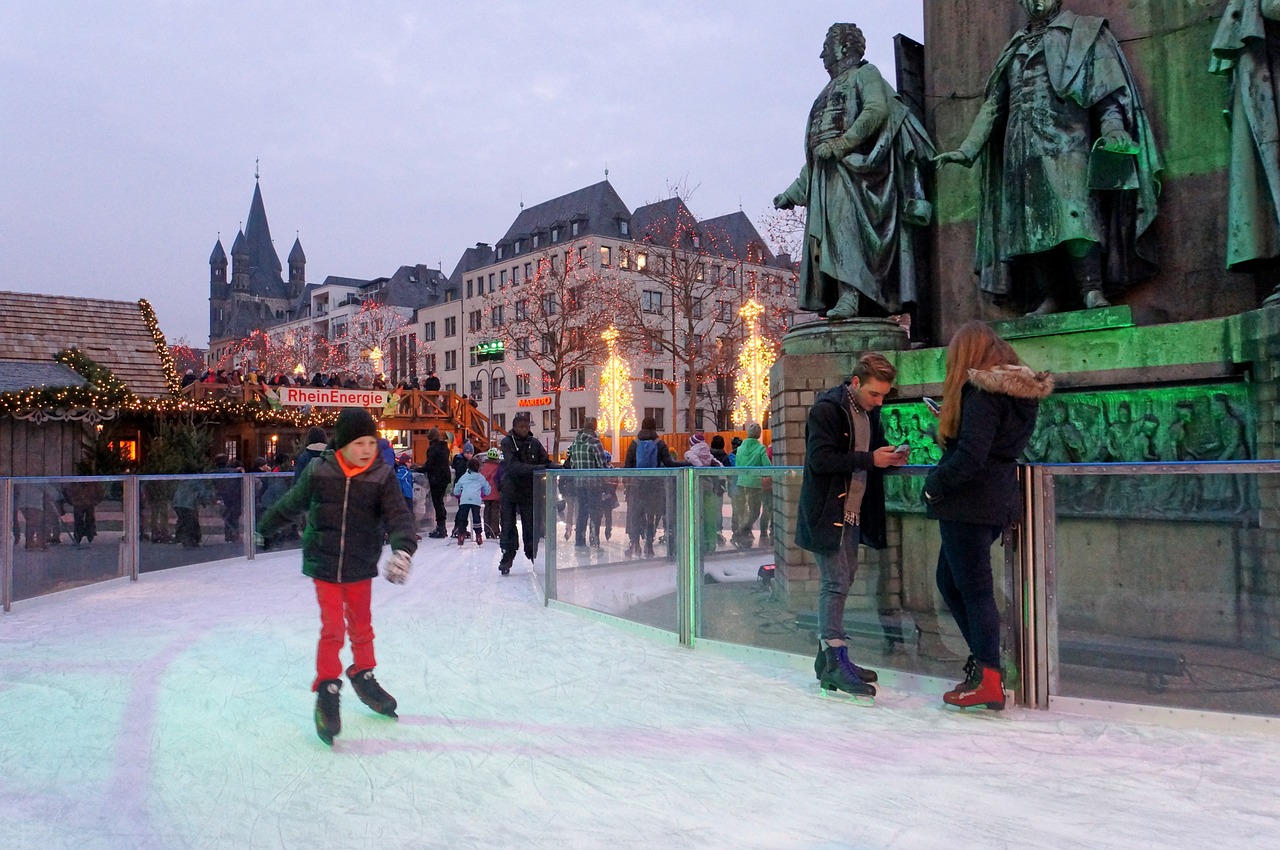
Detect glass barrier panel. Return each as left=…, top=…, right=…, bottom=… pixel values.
left=10, top=477, right=127, bottom=601
left=693, top=467, right=1020, bottom=687
left=137, top=475, right=250, bottom=573
left=253, top=472, right=303, bottom=555
left=1049, top=468, right=1280, bottom=717
left=547, top=468, right=680, bottom=634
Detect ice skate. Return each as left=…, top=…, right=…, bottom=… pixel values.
left=499, top=551, right=514, bottom=575
left=817, top=644, right=876, bottom=706
left=346, top=666, right=398, bottom=718
left=315, top=679, right=342, bottom=745
left=474, top=529, right=484, bottom=546
left=943, top=659, right=1005, bottom=711
left=813, top=644, right=878, bottom=684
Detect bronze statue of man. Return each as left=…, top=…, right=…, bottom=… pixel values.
left=936, top=0, right=1163, bottom=315
left=774, top=23, right=934, bottom=320
left=1210, top=0, right=1280, bottom=305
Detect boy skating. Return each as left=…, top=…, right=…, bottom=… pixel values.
left=256, top=407, right=418, bottom=745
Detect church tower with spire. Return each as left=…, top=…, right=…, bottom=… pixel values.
left=207, top=172, right=299, bottom=354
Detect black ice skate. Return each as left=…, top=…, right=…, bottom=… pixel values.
left=315, top=678, right=342, bottom=745
left=814, top=643, right=877, bottom=684
left=818, top=645, right=876, bottom=706
left=346, top=666, right=398, bottom=718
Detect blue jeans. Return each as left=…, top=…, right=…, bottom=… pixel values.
left=935, top=520, right=1003, bottom=667
left=814, top=524, right=861, bottom=642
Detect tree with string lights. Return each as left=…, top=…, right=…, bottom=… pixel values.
left=482, top=246, right=613, bottom=455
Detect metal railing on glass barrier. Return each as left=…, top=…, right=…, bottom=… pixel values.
left=539, top=460, right=1280, bottom=723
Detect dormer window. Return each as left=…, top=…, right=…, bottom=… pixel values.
left=571, top=221, right=580, bottom=237
left=619, top=219, right=630, bottom=236
left=514, top=239, right=522, bottom=254
left=496, top=246, right=504, bottom=260
left=533, top=234, right=540, bottom=248
left=551, top=227, right=560, bottom=242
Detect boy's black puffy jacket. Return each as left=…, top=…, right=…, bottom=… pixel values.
left=257, top=450, right=417, bottom=583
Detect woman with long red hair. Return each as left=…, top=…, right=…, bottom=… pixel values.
left=923, top=321, right=1053, bottom=709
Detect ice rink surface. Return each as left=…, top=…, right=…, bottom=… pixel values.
left=1, top=542, right=1278, bottom=850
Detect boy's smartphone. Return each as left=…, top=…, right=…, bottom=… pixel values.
left=894, top=444, right=910, bottom=454
left=923, top=396, right=941, bottom=414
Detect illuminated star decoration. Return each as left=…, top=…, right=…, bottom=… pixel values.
left=597, top=326, right=637, bottom=441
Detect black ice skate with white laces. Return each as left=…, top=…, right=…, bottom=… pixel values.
left=315, top=678, right=342, bottom=745
left=346, top=665, right=398, bottom=718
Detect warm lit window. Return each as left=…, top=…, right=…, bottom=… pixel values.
left=600, top=246, right=612, bottom=267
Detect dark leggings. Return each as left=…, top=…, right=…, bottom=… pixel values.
left=935, top=520, right=1003, bottom=668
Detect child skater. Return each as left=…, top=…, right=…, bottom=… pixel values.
left=452, top=455, right=491, bottom=545
left=255, top=407, right=417, bottom=746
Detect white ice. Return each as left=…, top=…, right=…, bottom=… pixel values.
left=1, top=542, right=1278, bottom=850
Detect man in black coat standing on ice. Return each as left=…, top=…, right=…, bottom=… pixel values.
left=795, top=352, right=908, bottom=702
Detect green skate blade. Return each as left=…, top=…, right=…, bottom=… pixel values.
left=817, top=685, right=875, bottom=707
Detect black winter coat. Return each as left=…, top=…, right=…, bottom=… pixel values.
left=924, top=365, right=1053, bottom=527
left=256, top=451, right=417, bottom=583
left=423, top=439, right=452, bottom=490
left=499, top=431, right=550, bottom=502
left=795, top=383, right=888, bottom=554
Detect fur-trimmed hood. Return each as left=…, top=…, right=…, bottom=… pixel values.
left=968, top=364, right=1054, bottom=400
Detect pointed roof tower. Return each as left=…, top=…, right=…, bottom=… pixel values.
left=243, top=181, right=283, bottom=275
left=230, top=228, right=247, bottom=257
left=288, top=236, right=306, bottom=265
left=209, top=239, right=227, bottom=265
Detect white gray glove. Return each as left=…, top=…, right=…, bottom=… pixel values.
left=384, top=550, right=413, bottom=584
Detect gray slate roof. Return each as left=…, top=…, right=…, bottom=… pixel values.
left=0, top=360, right=87, bottom=393
left=496, top=180, right=630, bottom=247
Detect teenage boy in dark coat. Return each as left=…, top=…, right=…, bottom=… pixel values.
left=795, top=352, right=908, bottom=701
left=497, top=412, right=550, bottom=574
left=256, top=407, right=417, bottom=745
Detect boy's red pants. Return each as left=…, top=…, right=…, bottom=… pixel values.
left=312, top=578, right=375, bottom=691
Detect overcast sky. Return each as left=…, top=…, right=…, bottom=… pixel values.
left=0, top=2, right=923, bottom=347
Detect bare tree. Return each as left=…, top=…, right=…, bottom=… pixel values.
left=610, top=201, right=792, bottom=432
left=334, top=300, right=413, bottom=381
left=483, top=245, right=614, bottom=455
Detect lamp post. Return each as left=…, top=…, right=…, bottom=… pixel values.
left=475, top=364, right=508, bottom=446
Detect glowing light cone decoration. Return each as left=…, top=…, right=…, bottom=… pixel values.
left=597, top=326, right=636, bottom=462
left=731, top=299, right=775, bottom=428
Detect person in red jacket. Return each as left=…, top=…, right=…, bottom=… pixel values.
left=479, top=447, right=503, bottom=541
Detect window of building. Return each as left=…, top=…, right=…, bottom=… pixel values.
left=577, top=246, right=587, bottom=266
left=469, top=379, right=483, bottom=400
left=512, top=266, right=520, bottom=284
left=492, top=413, right=507, bottom=431
left=571, top=221, right=580, bottom=237
left=469, top=310, right=483, bottom=333
left=532, top=234, right=540, bottom=249
left=444, top=290, right=456, bottom=303
left=496, top=246, right=504, bottom=260
left=490, top=305, right=504, bottom=326
left=541, top=333, right=554, bottom=355
left=515, top=299, right=528, bottom=321
left=424, top=321, right=437, bottom=341
left=551, top=227, right=560, bottom=242
left=444, top=316, right=457, bottom=337
left=643, top=368, right=665, bottom=392
left=424, top=352, right=437, bottom=373
left=643, top=290, right=663, bottom=313
left=491, top=375, right=506, bottom=399
left=500, top=270, right=507, bottom=287
left=514, top=239, right=522, bottom=254
left=692, top=300, right=703, bottom=319
left=643, top=407, right=666, bottom=432
left=488, top=274, right=495, bottom=293
left=524, top=262, right=533, bottom=280
left=716, top=301, right=731, bottom=322
left=568, top=367, right=586, bottom=391
left=446, top=382, right=457, bottom=394
left=444, top=350, right=457, bottom=371
left=569, top=406, right=587, bottom=430
left=516, top=374, right=531, bottom=395
left=469, top=351, right=477, bottom=367
left=619, top=249, right=630, bottom=270
left=542, top=410, right=553, bottom=431
left=542, top=294, right=558, bottom=316
left=636, top=252, right=648, bottom=271
left=619, top=219, right=629, bottom=236
left=599, top=245, right=611, bottom=267
left=516, top=336, right=530, bottom=359
left=466, top=279, right=473, bottom=299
